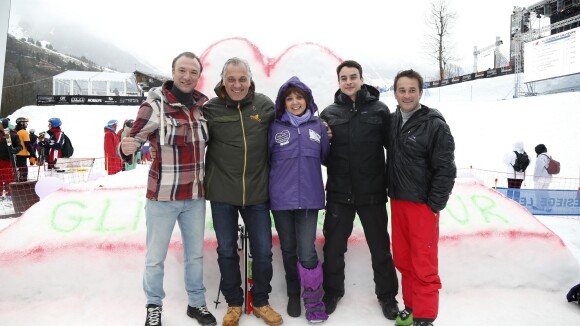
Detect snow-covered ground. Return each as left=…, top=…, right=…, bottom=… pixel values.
left=1, top=41, right=580, bottom=325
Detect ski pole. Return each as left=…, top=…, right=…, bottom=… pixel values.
left=213, top=278, right=222, bottom=309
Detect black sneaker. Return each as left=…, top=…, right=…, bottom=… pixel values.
left=287, top=293, right=301, bottom=317
left=414, top=321, right=433, bottom=326
left=322, top=294, right=341, bottom=314
left=378, top=297, right=399, bottom=320
left=187, top=305, right=217, bottom=326
left=145, top=304, right=162, bottom=326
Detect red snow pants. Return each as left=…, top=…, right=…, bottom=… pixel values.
left=391, top=200, right=441, bottom=320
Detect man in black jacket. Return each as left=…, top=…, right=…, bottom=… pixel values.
left=320, top=60, right=399, bottom=320
left=388, top=69, right=456, bottom=326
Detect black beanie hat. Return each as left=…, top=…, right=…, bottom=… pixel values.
left=535, top=144, right=547, bottom=155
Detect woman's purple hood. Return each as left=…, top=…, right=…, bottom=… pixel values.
left=274, top=76, right=318, bottom=119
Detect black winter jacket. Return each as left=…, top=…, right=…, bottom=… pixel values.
left=320, top=85, right=390, bottom=205
left=387, top=104, right=456, bottom=212
left=0, top=129, right=22, bottom=161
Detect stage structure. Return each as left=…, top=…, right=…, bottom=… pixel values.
left=510, top=1, right=580, bottom=97
left=473, top=36, right=504, bottom=73
left=52, top=71, right=140, bottom=96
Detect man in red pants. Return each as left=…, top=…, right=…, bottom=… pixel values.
left=387, top=69, right=456, bottom=326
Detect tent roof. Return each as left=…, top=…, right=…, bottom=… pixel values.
left=53, top=71, right=135, bottom=82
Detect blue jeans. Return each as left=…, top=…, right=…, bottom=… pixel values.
left=272, top=209, right=320, bottom=295
left=211, top=201, right=273, bottom=307
left=143, top=198, right=207, bottom=307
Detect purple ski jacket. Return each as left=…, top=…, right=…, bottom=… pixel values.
left=268, top=76, right=330, bottom=211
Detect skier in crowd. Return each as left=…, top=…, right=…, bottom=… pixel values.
left=0, top=118, right=22, bottom=196
left=14, top=117, right=37, bottom=181
left=45, top=117, right=65, bottom=169
left=103, top=119, right=122, bottom=175
left=28, top=129, right=38, bottom=162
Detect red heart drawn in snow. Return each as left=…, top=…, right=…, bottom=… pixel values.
left=197, top=37, right=343, bottom=109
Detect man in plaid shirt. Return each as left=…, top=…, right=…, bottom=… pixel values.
left=119, top=52, right=217, bottom=326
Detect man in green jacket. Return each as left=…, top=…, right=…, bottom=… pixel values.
left=203, top=57, right=282, bottom=326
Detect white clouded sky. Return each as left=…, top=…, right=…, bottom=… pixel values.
left=9, top=0, right=540, bottom=78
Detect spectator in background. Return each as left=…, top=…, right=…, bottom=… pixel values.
left=504, top=141, right=529, bottom=201
left=121, top=119, right=140, bottom=171
left=28, top=129, right=38, bottom=161
left=117, top=120, right=126, bottom=141
left=14, top=117, right=36, bottom=181
left=140, top=141, right=151, bottom=163
left=34, top=131, right=47, bottom=166
left=0, top=118, right=22, bottom=196
left=533, top=144, right=552, bottom=189
left=104, top=120, right=122, bottom=175
left=269, top=76, right=330, bottom=323
left=504, top=141, right=527, bottom=188
left=45, top=117, right=64, bottom=169
left=533, top=144, right=553, bottom=212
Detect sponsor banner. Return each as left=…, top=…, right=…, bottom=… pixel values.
left=495, top=188, right=580, bottom=216
left=485, top=68, right=499, bottom=77
left=36, top=96, right=56, bottom=104
left=461, top=74, right=473, bottom=81
left=37, top=95, right=145, bottom=106
left=501, top=65, right=513, bottom=73
left=451, top=76, right=461, bottom=83
left=475, top=71, right=485, bottom=78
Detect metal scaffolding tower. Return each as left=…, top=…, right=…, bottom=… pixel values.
left=511, top=10, right=580, bottom=97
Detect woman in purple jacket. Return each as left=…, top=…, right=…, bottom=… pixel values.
left=269, top=76, right=330, bottom=323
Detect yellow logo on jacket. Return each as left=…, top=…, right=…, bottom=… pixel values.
left=249, top=114, right=262, bottom=122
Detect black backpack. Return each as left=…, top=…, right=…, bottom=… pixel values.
left=61, top=132, right=74, bottom=158
left=512, top=151, right=530, bottom=172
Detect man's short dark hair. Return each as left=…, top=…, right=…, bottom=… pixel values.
left=172, top=52, right=203, bottom=73
left=394, top=69, right=424, bottom=92
left=336, top=60, right=363, bottom=80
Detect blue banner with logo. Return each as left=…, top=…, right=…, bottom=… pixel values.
left=495, top=188, right=580, bottom=216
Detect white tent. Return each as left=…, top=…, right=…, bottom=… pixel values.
left=52, top=71, right=139, bottom=96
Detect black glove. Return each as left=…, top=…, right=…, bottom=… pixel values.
left=10, top=147, right=19, bottom=154
left=566, top=283, right=580, bottom=302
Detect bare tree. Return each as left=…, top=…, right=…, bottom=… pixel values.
left=425, top=0, right=457, bottom=79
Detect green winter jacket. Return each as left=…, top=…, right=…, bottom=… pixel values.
left=203, top=81, right=275, bottom=206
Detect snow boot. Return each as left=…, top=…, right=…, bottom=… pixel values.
left=378, top=296, right=399, bottom=320
left=298, top=261, right=329, bottom=323
left=145, top=304, right=162, bottom=326
left=287, top=293, right=301, bottom=317
left=322, top=294, right=341, bottom=315
left=395, top=307, right=413, bottom=326
left=222, top=306, right=242, bottom=326
left=251, top=304, right=283, bottom=326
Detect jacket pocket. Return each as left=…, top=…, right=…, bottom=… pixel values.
left=164, top=116, right=191, bottom=145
